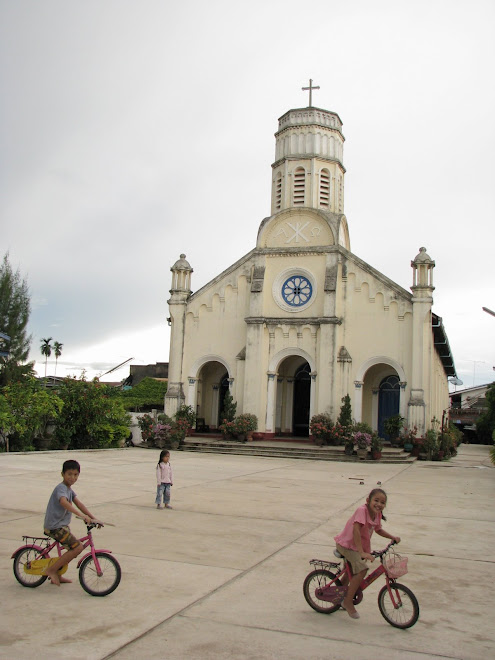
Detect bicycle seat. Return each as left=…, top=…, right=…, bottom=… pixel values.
left=333, top=548, right=343, bottom=559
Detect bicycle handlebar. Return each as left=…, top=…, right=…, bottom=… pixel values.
left=371, top=540, right=398, bottom=558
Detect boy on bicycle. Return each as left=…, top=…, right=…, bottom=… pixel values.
left=43, top=459, right=97, bottom=586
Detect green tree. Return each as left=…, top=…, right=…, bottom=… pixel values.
left=54, top=375, right=131, bottom=449
left=0, top=378, right=63, bottom=451
left=220, top=390, right=237, bottom=423
left=120, top=377, right=168, bottom=411
left=0, top=253, right=33, bottom=386
left=40, top=337, right=52, bottom=378
left=53, top=341, right=63, bottom=378
left=476, top=382, right=495, bottom=444
left=337, top=394, right=353, bottom=429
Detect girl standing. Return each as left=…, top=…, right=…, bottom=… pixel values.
left=155, top=450, right=173, bottom=509
left=334, top=488, right=400, bottom=619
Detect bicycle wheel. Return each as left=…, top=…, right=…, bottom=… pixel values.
left=79, top=552, right=121, bottom=596
left=13, top=547, right=49, bottom=588
left=378, top=582, right=419, bottom=629
left=303, top=569, right=343, bottom=614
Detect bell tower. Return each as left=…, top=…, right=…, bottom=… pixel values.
left=271, top=80, right=346, bottom=215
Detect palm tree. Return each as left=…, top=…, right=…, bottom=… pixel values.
left=40, top=337, right=52, bottom=378
left=53, top=341, right=63, bottom=379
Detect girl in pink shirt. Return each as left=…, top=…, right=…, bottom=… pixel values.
left=334, top=488, right=400, bottom=619
left=155, top=450, right=173, bottom=509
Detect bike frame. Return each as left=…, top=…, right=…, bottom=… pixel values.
left=11, top=527, right=113, bottom=577
left=314, top=547, right=405, bottom=609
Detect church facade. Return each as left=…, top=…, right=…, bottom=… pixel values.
left=164, top=102, right=455, bottom=438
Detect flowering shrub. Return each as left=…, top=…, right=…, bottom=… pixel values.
left=219, top=418, right=236, bottom=437
left=138, top=413, right=155, bottom=442
left=219, top=413, right=258, bottom=439
left=401, top=425, right=418, bottom=444
left=152, top=423, right=171, bottom=445
left=353, top=431, right=372, bottom=450
left=310, top=415, right=347, bottom=445
left=234, top=413, right=258, bottom=435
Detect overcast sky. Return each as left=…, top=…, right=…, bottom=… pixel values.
left=1, top=0, right=494, bottom=390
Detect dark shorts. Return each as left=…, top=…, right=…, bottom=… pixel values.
left=44, top=526, right=81, bottom=550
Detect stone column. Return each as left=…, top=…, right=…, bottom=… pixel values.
left=283, top=378, right=294, bottom=433
left=408, top=248, right=435, bottom=436
left=265, top=372, right=277, bottom=436
left=165, top=254, right=193, bottom=417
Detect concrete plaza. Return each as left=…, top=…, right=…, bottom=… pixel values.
left=0, top=443, right=494, bottom=660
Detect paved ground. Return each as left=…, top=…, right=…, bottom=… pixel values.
left=0, top=443, right=493, bottom=660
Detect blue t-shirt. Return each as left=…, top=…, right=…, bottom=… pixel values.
left=44, top=482, right=77, bottom=530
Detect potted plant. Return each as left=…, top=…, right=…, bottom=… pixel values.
left=401, top=425, right=417, bottom=453
left=337, top=394, right=353, bottom=438
left=151, top=422, right=172, bottom=449
left=370, top=433, right=383, bottom=460
left=219, top=418, right=236, bottom=440
left=344, top=436, right=355, bottom=455
left=353, top=431, right=372, bottom=459
left=421, top=429, right=438, bottom=460
left=309, top=413, right=333, bottom=446
left=384, top=414, right=405, bottom=447
left=234, top=413, right=258, bottom=441
left=137, top=413, right=155, bottom=446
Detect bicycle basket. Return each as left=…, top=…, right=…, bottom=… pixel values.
left=384, top=552, right=408, bottom=578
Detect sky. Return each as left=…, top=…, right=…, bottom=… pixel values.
left=1, top=0, right=494, bottom=391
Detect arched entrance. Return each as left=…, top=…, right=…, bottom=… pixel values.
left=273, top=356, right=311, bottom=436
left=378, top=375, right=400, bottom=439
left=195, top=361, right=229, bottom=429
left=357, top=359, right=404, bottom=433
left=293, top=362, right=311, bottom=436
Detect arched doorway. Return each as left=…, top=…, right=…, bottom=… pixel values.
left=293, top=362, right=311, bottom=436
left=195, top=361, right=229, bottom=429
left=378, top=375, right=400, bottom=439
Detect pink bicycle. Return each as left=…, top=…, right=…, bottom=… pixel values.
left=303, top=541, right=419, bottom=628
left=11, top=520, right=121, bottom=597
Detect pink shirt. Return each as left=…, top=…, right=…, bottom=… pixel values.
left=156, top=461, right=173, bottom=485
left=334, top=503, right=382, bottom=553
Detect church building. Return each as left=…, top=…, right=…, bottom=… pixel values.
left=164, top=90, right=456, bottom=439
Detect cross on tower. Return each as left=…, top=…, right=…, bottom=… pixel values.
left=302, top=78, right=320, bottom=107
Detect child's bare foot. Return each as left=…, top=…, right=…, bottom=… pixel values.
left=164, top=504, right=173, bottom=509
left=58, top=575, right=72, bottom=584
left=46, top=569, right=61, bottom=586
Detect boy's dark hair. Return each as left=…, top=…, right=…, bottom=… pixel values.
left=62, top=459, right=81, bottom=473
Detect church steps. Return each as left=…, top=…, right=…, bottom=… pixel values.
left=181, top=439, right=415, bottom=463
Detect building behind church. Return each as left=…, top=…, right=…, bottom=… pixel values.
left=164, top=98, right=456, bottom=439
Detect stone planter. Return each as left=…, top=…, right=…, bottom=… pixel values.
left=371, top=450, right=382, bottom=460
left=403, top=442, right=413, bottom=453
left=344, top=444, right=354, bottom=456
left=356, top=448, right=368, bottom=460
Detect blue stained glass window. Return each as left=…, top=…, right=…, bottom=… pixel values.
left=281, top=275, right=312, bottom=307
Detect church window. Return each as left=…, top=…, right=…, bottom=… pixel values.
left=319, top=169, right=330, bottom=207
left=275, top=173, right=282, bottom=210
left=272, top=267, right=316, bottom=313
left=293, top=167, right=305, bottom=205
left=281, top=275, right=313, bottom=307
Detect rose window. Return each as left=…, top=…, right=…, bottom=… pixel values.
left=281, top=276, right=313, bottom=307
